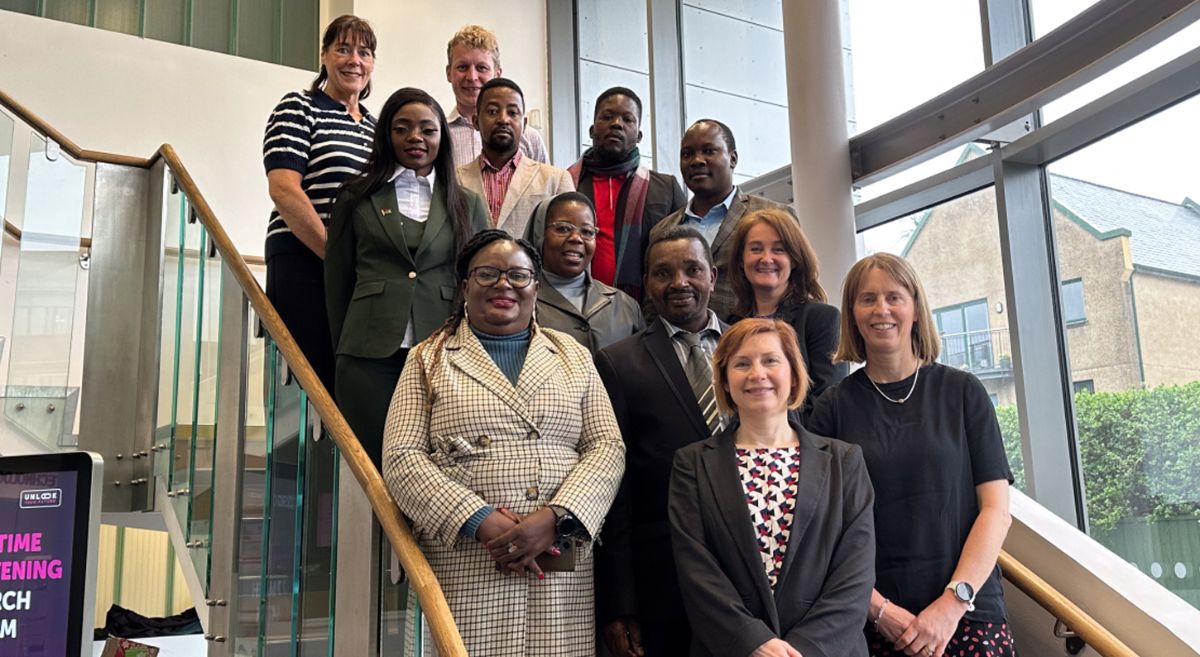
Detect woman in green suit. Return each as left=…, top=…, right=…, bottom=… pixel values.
left=326, top=87, right=488, bottom=466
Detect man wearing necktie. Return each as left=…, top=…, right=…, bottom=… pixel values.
left=594, top=225, right=725, bottom=657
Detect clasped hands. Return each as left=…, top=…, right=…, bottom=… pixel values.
left=477, top=506, right=559, bottom=579
left=876, top=592, right=968, bottom=657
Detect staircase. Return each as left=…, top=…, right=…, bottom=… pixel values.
left=1, top=87, right=1198, bottom=657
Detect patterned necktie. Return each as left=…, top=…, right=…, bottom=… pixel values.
left=679, top=331, right=722, bottom=436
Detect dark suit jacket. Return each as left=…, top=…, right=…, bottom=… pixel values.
left=594, top=318, right=724, bottom=626
left=325, top=183, right=488, bottom=358
left=669, top=421, right=875, bottom=657
left=650, top=189, right=797, bottom=319
left=729, top=299, right=849, bottom=423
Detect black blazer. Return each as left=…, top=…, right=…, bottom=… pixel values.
left=594, top=318, right=723, bottom=626
left=669, top=421, right=875, bottom=657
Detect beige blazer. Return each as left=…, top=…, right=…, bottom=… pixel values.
left=457, top=155, right=575, bottom=237
left=382, top=321, right=624, bottom=656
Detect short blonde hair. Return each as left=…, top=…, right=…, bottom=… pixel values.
left=447, top=24, right=501, bottom=69
left=833, top=253, right=940, bottom=365
left=729, top=207, right=827, bottom=317
left=713, top=319, right=809, bottom=416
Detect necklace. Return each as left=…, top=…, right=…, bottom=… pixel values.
left=866, top=364, right=920, bottom=404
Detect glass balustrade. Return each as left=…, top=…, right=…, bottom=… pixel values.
left=187, top=244, right=223, bottom=593
left=2, top=134, right=88, bottom=450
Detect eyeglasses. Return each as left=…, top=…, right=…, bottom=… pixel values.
left=468, top=266, right=536, bottom=288
left=548, top=222, right=599, bottom=241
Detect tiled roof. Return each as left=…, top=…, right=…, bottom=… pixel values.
left=1050, top=175, right=1200, bottom=280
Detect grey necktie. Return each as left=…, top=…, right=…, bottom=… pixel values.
left=679, top=331, right=722, bottom=435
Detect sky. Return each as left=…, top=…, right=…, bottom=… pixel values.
left=847, top=0, right=1199, bottom=213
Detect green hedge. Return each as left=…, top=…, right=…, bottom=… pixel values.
left=997, top=381, right=1200, bottom=531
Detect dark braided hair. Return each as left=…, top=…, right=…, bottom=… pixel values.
left=417, top=230, right=543, bottom=367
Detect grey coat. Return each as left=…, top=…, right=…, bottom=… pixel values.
left=535, top=272, right=645, bottom=354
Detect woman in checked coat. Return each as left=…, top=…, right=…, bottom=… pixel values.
left=382, top=229, right=625, bottom=656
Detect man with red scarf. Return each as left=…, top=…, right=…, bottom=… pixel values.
left=561, top=87, right=685, bottom=302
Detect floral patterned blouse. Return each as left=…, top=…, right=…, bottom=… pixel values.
left=736, top=446, right=802, bottom=588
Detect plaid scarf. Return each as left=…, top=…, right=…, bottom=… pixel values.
left=568, top=148, right=652, bottom=297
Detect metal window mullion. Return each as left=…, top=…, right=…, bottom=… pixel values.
left=547, top=0, right=581, bottom=166
left=272, top=0, right=283, bottom=65
left=183, top=0, right=193, bottom=46
left=647, top=0, right=685, bottom=176
left=228, top=0, right=239, bottom=56
left=993, top=155, right=1086, bottom=528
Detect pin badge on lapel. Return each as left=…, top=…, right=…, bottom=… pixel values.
left=381, top=208, right=393, bottom=216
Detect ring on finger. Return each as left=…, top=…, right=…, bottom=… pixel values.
left=506, top=542, right=518, bottom=554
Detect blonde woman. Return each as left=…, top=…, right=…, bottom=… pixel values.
left=809, top=253, right=1015, bottom=657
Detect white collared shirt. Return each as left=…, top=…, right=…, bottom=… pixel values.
left=388, top=166, right=436, bottom=222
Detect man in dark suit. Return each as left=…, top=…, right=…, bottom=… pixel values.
left=595, top=225, right=724, bottom=657
left=564, top=87, right=686, bottom=302
left=649, top=119, right=800, bottom=319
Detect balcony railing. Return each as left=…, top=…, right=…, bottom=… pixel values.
left=938, top=327, right=1012, bottom=378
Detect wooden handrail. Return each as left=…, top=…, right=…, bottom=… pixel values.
left=999, top=550, right=1139, bottom=657
left=0, top=91, right=466, bottom=656
left=5, top=219, right=93, bottom=249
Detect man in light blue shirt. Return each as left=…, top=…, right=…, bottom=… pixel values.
left=649, top=119, right=800, bottom=319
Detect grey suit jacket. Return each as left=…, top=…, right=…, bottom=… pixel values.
left=325, top=183, right=488, bottom=359
left=649, top=189, right=798, bottom=320
left=535, top=272, right=645, bottom=354
left=669, top=421, right=875, bottom=657
left=456, top=155, right=575, bottom=237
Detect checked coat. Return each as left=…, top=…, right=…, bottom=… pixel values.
left=382, top=320, right=625, bottom=657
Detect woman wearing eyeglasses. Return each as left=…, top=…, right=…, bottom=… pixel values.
left=325, top=87, right=488, bottom=466
left=382, top=229, right=625, bottom=657
left=531, top=192, right=644, bottom=353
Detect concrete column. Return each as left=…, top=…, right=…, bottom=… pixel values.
left=780, top=0, right=858, bottom=295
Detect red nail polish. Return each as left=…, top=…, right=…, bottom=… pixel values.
left=537, top=572, right=545, bottom=580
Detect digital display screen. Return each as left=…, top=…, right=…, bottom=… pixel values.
left=0, top=454, right=95, bottom=657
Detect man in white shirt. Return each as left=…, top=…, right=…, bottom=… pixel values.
left=445, top=24, right=549, bottom=167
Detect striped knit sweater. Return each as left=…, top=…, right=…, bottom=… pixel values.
left=262, top=88, right=375, bottom=258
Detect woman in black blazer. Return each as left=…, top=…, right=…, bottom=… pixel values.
left=669, top=318, right=875, bottom=657
left=726, top=208, right=848, bottom=422
left=325, top=87, right=488, bottom=466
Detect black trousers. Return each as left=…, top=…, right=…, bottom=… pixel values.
left=265, top=251, right=336, bottom=394
left=334, top=348, right=409, bottom=469
left=640, top=618, right=692, bottom=657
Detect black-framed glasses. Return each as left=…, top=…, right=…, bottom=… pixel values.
left=548, top=221, right=599, bottom=241
left=468, top=266, right=536, bottom=288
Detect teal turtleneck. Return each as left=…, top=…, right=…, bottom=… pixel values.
left=470, top=325, right=531, bottom=385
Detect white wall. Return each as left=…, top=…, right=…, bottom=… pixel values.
left=0, top=3, right=549, bottom=257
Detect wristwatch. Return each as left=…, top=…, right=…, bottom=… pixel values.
left=946, top=581, right=976, bottom=612
left=549, top=505, right=585, bottom=540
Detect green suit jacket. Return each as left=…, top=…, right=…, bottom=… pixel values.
left=325, top=182, right=488, bottom=359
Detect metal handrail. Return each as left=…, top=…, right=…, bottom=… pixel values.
left=0, top=88, right=467, bottom=656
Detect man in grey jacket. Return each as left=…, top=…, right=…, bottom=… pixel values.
left=648, top=119, right=800, bottom=319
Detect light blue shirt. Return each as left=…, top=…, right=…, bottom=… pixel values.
left=682, top=186, right=737, bottom=245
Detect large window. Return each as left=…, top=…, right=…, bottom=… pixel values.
left=680, top=1, right=789, bottom=184
left=576, top=0, right=654, bottom=168
left=0, top=0, right=318, bottom=69
left=1047, top=93, right=1200, bottom=608
left=846, top=0, right=985, bottom=133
